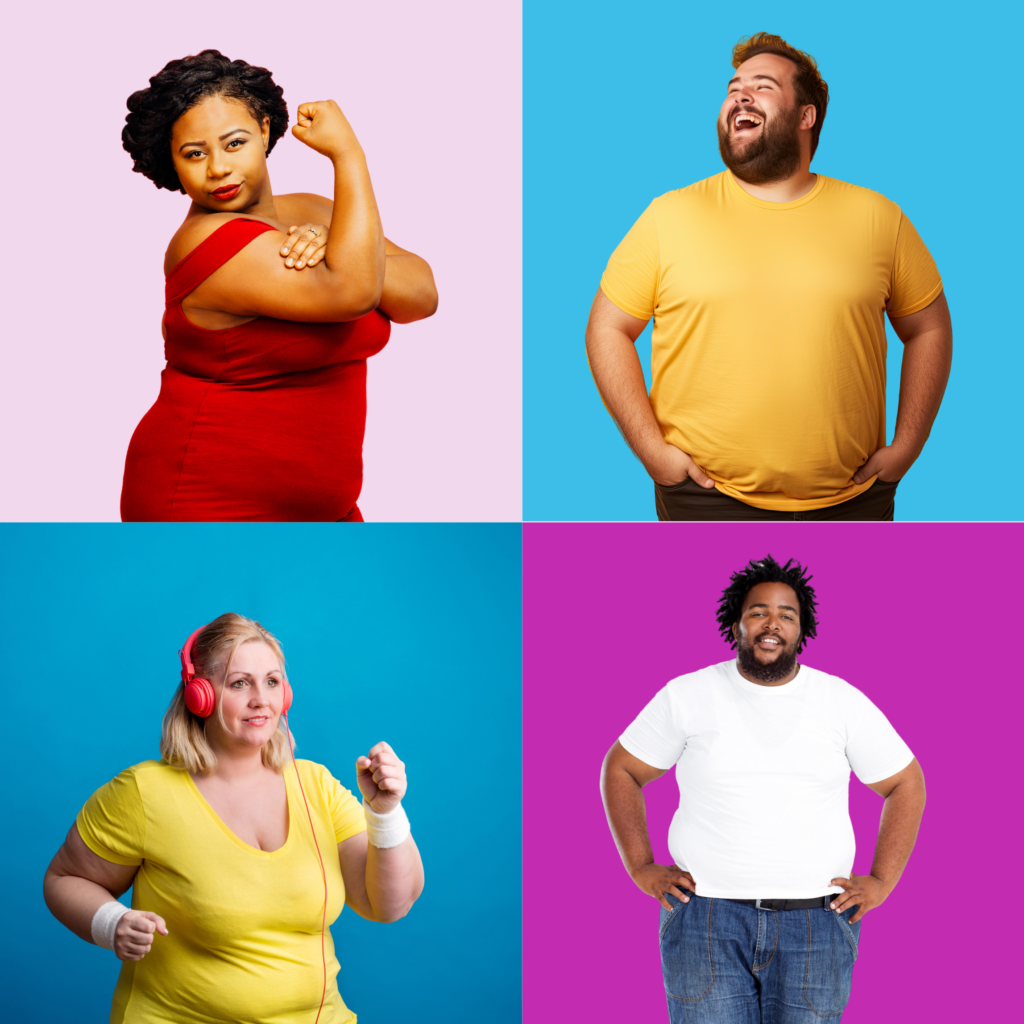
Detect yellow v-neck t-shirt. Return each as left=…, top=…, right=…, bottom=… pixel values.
left=600, top=170, right=943, bottom=511
left=77, top=759, right=367, bottom=1024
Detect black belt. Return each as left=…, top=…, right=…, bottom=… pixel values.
left=723, top=894, right=840, bottom=911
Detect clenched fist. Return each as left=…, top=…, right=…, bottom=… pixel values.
left=356, top=741, right=407, bottom=815
left=114, top=909, right=168, bottom=961
left=291, top=100, right=364, bottom=161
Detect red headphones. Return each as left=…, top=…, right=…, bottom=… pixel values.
left=179, top=624, right=293, bottom=717
left=177, top=624, right=327, bottom=1023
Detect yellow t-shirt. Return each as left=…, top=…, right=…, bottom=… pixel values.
left=599, top=170, right=943, bottom=510
left=77, top=759, right=367, bottom=1024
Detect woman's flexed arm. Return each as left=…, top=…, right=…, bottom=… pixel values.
left=292, top=100, right=385, bottom=313
left=193, top=101, right=387, bottom=323
left=339, top=742, right=424, bottom=923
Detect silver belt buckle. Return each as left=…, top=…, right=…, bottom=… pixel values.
left=756, top=898, right=764, bottom=909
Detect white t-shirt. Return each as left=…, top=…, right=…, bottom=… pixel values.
left=619, top=660, right=914, bottom=899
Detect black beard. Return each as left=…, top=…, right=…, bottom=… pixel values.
left=717, top=101, right=803, bottom=185
left=736, top=634, right=800, bottom=683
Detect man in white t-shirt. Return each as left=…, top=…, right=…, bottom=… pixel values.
left=600, top=555, right=926, bottom=1023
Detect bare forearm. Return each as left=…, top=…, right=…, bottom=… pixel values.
left=870, top=780, right=926, bottom=892
left=43, top=871, right=121, bottom=943
left=364, top=836, right=424, bottom=923
left=600, top=762, right=655, bottom=876
left=586, top=326, right=669, bottom=475
left=378, top=254, right=438, bottom=324
left=324, top=151, right=386, bottom=312
left=891, top=329, right=952, bottom=464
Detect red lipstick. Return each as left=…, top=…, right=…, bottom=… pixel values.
left=210, top=184, right=241, bottom=201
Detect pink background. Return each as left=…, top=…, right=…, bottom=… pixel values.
left=2, top=0, right=520, bottom=521
left=524, top=523, right=1018, bottom=1022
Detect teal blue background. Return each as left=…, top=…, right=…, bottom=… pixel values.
left=2, top=524, right=521, bottom=1024
left=525, top=0, right=1022, bottom=521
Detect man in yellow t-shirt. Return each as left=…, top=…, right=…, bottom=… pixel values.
left=586, top=33, right=952, bottom=520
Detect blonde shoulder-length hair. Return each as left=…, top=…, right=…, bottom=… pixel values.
left=160, top=612, right=293, bottom=776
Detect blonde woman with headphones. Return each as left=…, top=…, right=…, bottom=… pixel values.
left=43, top=613, right=424, bottom=1024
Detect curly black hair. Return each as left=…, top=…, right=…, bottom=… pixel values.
left=122, top=49, right=289, bottom=194
left=715, top=555, right=818, bottom=653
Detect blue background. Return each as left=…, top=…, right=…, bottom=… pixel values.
left=524, top=0, right=1022, bottom=521
left=2, top=524, right=521, bottom=1024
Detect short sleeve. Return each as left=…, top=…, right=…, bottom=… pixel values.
left=619, top=684, right=686, bottom=771
left=76, top=767, right=146, bottom=866
left=886, top=212, right=943, bottom=318
left=311, top=765, right=368, bottom=845
left=841, top=688, right=915, bottom=785
left=599, top=202, right=660, bottom=321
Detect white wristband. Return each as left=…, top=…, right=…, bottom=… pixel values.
left=91, top=901, right=130, bottom=950
left=362, top=801, right=411, bottom=849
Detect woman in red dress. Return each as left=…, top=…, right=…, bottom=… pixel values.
left=120, top=51, right=437, bottom=521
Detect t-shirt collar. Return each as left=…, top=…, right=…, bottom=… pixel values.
left=724, top=168, right=826, bottom=211
left=723, top=657, right=809, bottom=693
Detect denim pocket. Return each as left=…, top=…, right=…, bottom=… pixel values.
left=801, top=907, right=857, bottom=1017
left=833, top=907, right=861, bottom=961
left=659, top=895, right=716, bottom=1003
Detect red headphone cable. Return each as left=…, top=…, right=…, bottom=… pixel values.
left=283, top=710, right=329, bottom=1024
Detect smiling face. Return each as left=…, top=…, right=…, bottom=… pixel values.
left=716, top=52, right=815, bottom=185
left=732, top=581, right=803, bottom=685
left=204, top=640, right=287, bottom=754
left=170, top=93, right=271, bottom=210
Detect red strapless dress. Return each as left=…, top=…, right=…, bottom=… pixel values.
left=120, top=218, right=390, bottom=521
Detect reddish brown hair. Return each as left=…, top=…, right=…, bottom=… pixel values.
left=732, top=33, right=829, bottom=157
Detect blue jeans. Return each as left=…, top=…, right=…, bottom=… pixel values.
left=659, top=892, right=861, bottom=1023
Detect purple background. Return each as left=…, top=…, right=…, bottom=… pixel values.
left=524, top=522, right=1019, bottom=1023
left=2, top=0, right=520, bottom=522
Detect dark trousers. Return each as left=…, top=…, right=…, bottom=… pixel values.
left=654, top=478, right=897, bottom=522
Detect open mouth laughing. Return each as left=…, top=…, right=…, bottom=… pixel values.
left=732, top=110, right=764, bottom=135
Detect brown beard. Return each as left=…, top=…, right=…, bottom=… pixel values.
left=717, top=101, right=803, bottom=185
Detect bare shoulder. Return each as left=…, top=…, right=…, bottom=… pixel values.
left=275, top=191, right=334, bottom=225
left=163, top=213, right=285, bottom=275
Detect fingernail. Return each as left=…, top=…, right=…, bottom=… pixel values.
left=286, top=259, right=294, bottom=266
left=683, top=896, right=689, bottom=902
left=281, top=248, right=289, bottom=254
left=297, top=261, right=304, bottom=268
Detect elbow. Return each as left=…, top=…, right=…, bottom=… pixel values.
left=382, top=287, right=439, bottom=326
left=375, top=905, right=411, bottom=924
left=409, top=287, right=439, bottom=323
left=370, top=876, right=423, bottom=923
left=373, top=894, right=419, bottom=924
left=42, top=868, right=64, bottom=917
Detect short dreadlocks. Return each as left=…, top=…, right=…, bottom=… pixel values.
left=716, top=555, right=818, bottom=653
left=123, top=50, right=289, bottom=194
